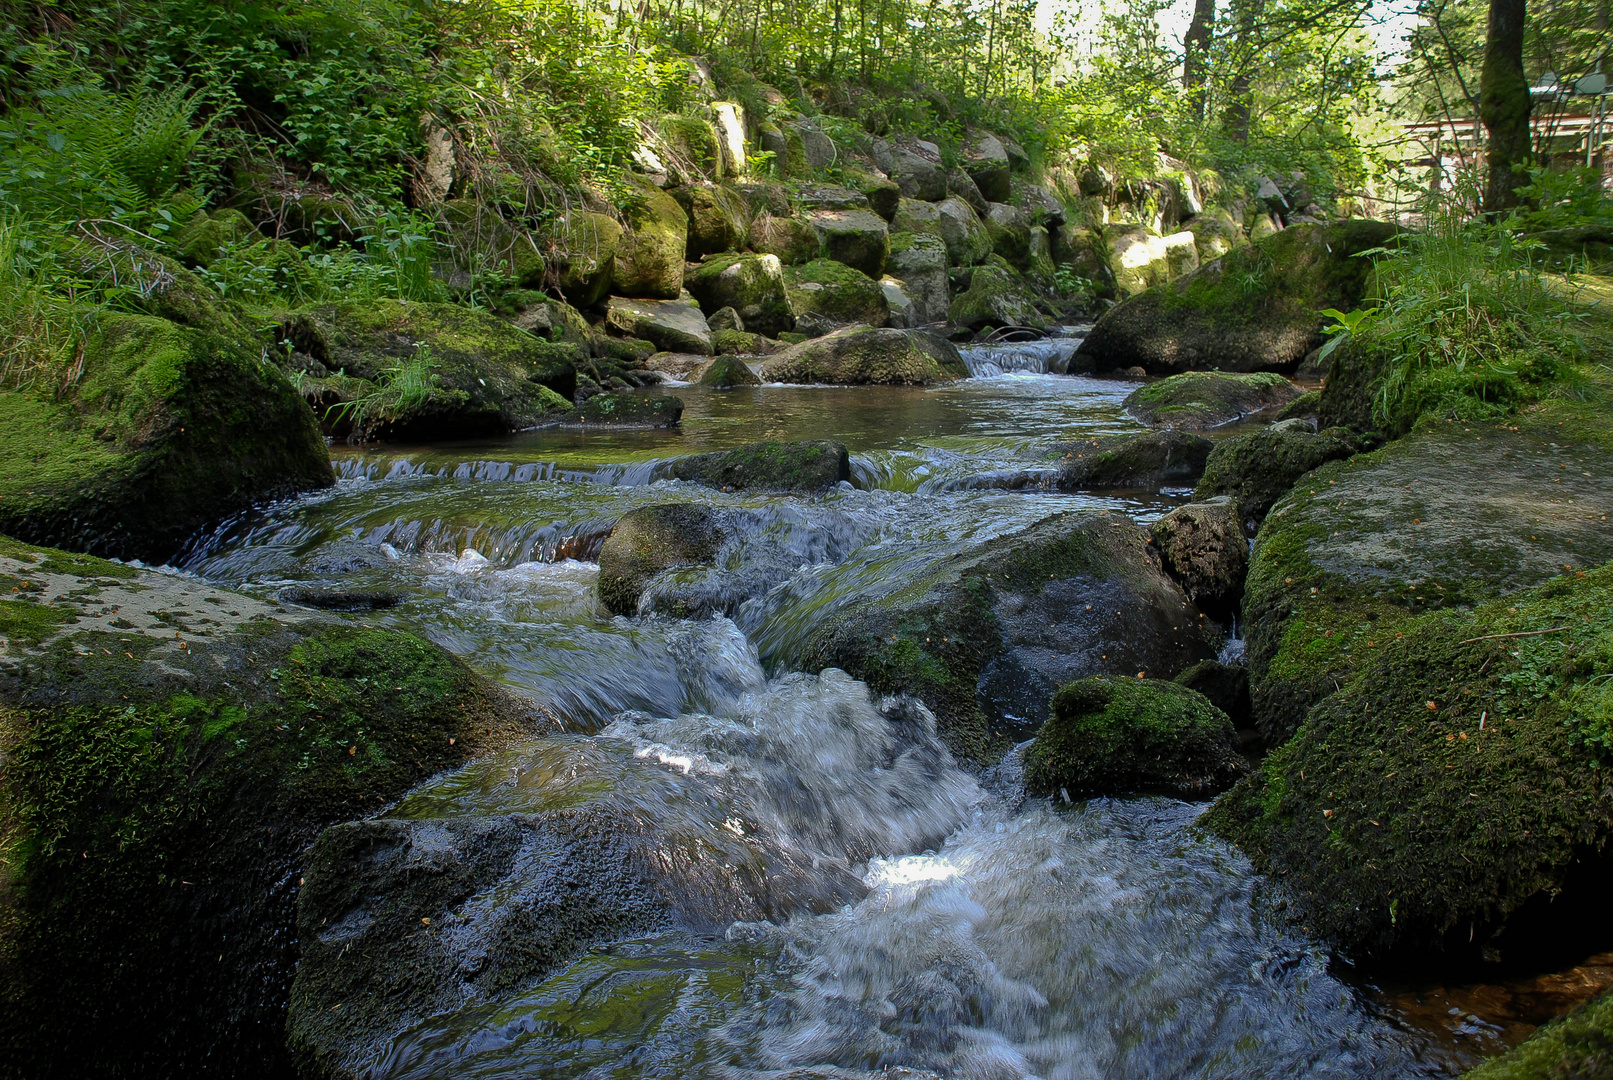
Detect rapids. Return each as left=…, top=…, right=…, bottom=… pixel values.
left=176, top=359, right=1517, bottom=1077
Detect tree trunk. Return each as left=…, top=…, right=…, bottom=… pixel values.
left=1221, top=0, right=1263, bottom=143
left=1183, top=0, right=1215, bottom=121
left=1479, top=0, right=1530, bottom=213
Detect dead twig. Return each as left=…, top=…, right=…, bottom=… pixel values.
left=1458, top=626, right=1568, bottom=645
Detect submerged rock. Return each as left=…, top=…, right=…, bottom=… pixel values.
left=1149, top=497, right=1247, bottom=620
left=1052, top=430, right=1213, bottom=490
left=1194, top=424, right=1363, bottom=533
left=0, top=540, right=551, bottom=1079
left=670, top=440, right=850, bottom=494
left=568, top=393, right=683, bottom=429
left=1124, top=371, right=1304, bottom=431
left=597, top=503, right=722, bottom=615
left=696, top=354, right=762, bottom=387
left=756, top=325, right=968, bottom=386
left=1025, top=676, right=1244, bottom=799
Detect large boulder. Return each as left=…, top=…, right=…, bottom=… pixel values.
left=1239, top=411, right=1613, bottom=747
left=784, top=259, right=889, bottom=331
left=807, top=208, right=890, bottom=278
left=1149, top=497, right=1247, bottom=620
left=672, top=183, right=749, bottom=259
left=935, top=197, right=994, bottom=266
left=612, top=181, right=689, bottom=299
left=1188, top=208, right=1245, bottom=260
left=0, top=299, right=332, bottom=562
left=1123, top=371, right=1304, bottom=430
left=1108, top=227, right=1171, bottom=295
left=798, top=511, right=1217, bottom=758
left=284, top=300, right=577, bottom=439
left=1194, top=424, right=1363, bottom=533
left=695, top=354, right=762, bottom=386
left=984, top=202, right=1032, bottom=266
left=549, top=210, right=621, bottom=309
left=884, top=139, right=947, bottom=201
left=886, top=232, right=952, bottom=325
left=947, top=262, right=1048, bottom=331
left=670, top=440, right=850, bottom=494
left=0, top=542, right=550, bottom=1079
left=684, top=252, right=794, bottom=337
left=604, top=297, right=715, bottom=356
left=748, top=212, right=819, bottom=265
left=1053, top=430, right=1213, bottom=490
left=964, top=132, right=1013, bottom=203
left=1078, top=220, right=1399, bottom=376
left=848, top=170, right=901, bottom=220
left=597, top=503, right=722, bottom=615
left=1024, top=676, right=1245, bottom=799
left=756, top=325, right=968, bottom=386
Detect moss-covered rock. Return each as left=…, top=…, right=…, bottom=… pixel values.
left=888, top=232, right=952, bottom=325
left=549, top=210, right=622, bottom=309
left=1051, top=430, right=1213, bottom=490
left=807, top=208, right=890, bottom=278
left=284, top=300, right=576, bottom=438
left=848, top=170, right=901, bottom=221
left=1149, top=497, right=1247, bottom=620
left=1194, top=424, right=1363, bottom=532
left=672, top=183, right=749, bottom=259
left=696, top=354, right=762, bottom=386
left=604, top=297, right=714, bottom=356
left=660, top=114, right=724, bottom=179
left=709, top=331, right=775, bottom=359
left=947, top=262, right=1048, bottom=331
left=1078, top=220, right=1399, bottom=375
left=748, top=212, right=819, bottom=265
left=1053, top=224, right=1118, bottom=298
left=964, top=132, right=1013, bottom=203
left=436, top=199, right=546, bottom=288
left=756, top=325, right=967, bottom=386
left=1462, top=988, right=1613, bottom=1079
left=1203, top=560, right=1613, bottom=963
left=935, top=197, right=994, bottom=267
left=173, top=208, right=260, bottom=269
left=0, top=310, right=331, bottom=562
left=1239, top=406, right=1613, bottom=746
left=612, top=180, right=689, bottom=299
left=798, top=511, right=1216, bottom=759
left=784, top=259, right=889, bottom=331
left=1188, top=208, right=1245, bottom=261
left=568, top=393, right=683, bottom=428
left=984, top=202, right=1032, bottom=266
left=597, top=504, right=722, bottom=615
left=1174, top=659, right=1252, bottom=727
left=1124, top=371, right=1304, bottom=430
left=885, top=139, right=947, bottom=201
left=669, top=439, right=849, bottom=493
left=0, top=541, right=550, bottom=1079
left=1025, top=676, right=1244, bottom=799
left=685, top=252, right=794, bottom=337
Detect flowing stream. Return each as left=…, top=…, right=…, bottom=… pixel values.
left=180, top=349, right=1559, bottom=1077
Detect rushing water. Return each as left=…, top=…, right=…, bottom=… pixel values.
left=179, top=356, right=1553, bottom=1077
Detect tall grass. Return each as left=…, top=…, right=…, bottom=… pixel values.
left=0, top=217, right=96, bottom=392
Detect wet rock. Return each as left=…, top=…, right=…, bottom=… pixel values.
left=685, top=252, right=795, bottom=337
left=1124, top=371, right=1304, bottom=431
left=756, top=325, right=968, bottom=386
left=964, top=132, right=1012, bottom=203
left=1462, top=990, right=1613, bottom=1079
left=672, top=182, right=750, bottom=259
left=612, top=180, right=690, bottom=299
left=1149, top=497, right=1247, bottom=619
left=568, top=393, right=683, bottom=429
left=696, top=354, right=762, bottom=387
left=0, top=541, right=551, bottom=1079
left=597, top=503, right=722, bottom=615
left=278, top=587, right=403, bottom=612
left=1052, top=430, right=1214, bottom=490
left=799, top=511, right=1216, bottom=758
left=1078, top=220, right=1399, bottom=376
left=1025, top=676, right=1244, bottom=799
left=784, top=259, right=889, bottom=330
left=644, top=351, right=712, bottom=381
left=1172, top=660, right=1252, bottom=728
left=808, top=208, right=891, bottom=278
left=710, top=329, right=778, bottom=358
left=946, top=262, right=1048, bottom=332
left=886, top=233, right=951, bottom=325
left=605, top=297, right=714, bottom=356
left=589, top=332, right=657, bottom=365
left=1194, top=424, right=1362, bottom=533
left=671, top=439, right=850, bottom=494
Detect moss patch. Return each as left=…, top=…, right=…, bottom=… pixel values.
left=1124, top=370, right=1304, bottom=430
left=1193, top=424, right=1364, bottom=532
left=669, top=440, right=849, bottom=494
left=597, top=504, right=722, bottom=616
left=1463, top=987, right=1613, bottom=1079
left=784, top=259, right=888, bottom=326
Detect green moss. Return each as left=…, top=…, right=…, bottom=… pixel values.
left=597, top=504, right=721, bottom=615
left=1126, top=371, right=1301, bottom=431
left=0, top=599, right=77, bottom=646
left=784, top=259, right=888, bottom=325
left=1205, top=560, right=1613, bottom=960
left=669, top=439, right=848, bottom=493
left=946, top=263, right=1047, bottom=331
left=1193, top=425, right=1363, bottom=530
left=613, top=181, right=689, bottom=300
left=1462, top=987, right=1613, bottom=1079
left=1024, top=676, right=1243, bottom=798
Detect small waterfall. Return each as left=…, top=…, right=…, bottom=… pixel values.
left=334, top=455, right=671, bottom=486
left=958, top=328, right=1089, bottom=378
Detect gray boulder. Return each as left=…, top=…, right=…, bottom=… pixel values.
left=886, top=139, right=947, bottom=201
left=1123, top=371, right=1304, bottom=431
left=886, top=232, right=951, bottom=325
left=1149, top=497, right=1248, bottom=619
left=964, top=132, right=1012, bottom=202
left=605, top=297, right=715, bottom=356
left=684, top=252, right=795, bottom=337
left=808, top=207, right=890, bottom=278
left=756, top=325, right=968, bottom=386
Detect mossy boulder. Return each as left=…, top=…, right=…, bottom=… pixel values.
left=568, top=393, right=683, bottom=428
left=848, top=170, right=901, bottom=221
left=612, top=181, right=689, bottom=299
left=1149, top=497, right=1247, bottom=620
left=807, top=208, right=890, bottom=278
left=684, top=252, right=794, bottom=337
left=784, top=259, right=889, bottom=331
left=1463, top=989, right=1613, bottom=1079
left=1025, top=676, right=1244, bottom=799
left=1203, top=560, right=1613, bottom=964
left=1078, top=220, right=1399, bottom=375
left=884, top=140, right=947, bottom=201
left=672, top=183, right=749, bottom=259
left=947, top=262, right=1048, bottom=331
left=1239, top=407, right=1613, bottom=747
left=796, top=511, right=1216, bottom=759
left=935, top=197, right=994, bottom=267
left=696, top=354, right=762, bottom=386
left=660, top=114, right=724, bottom=179
left=436, top=199, right=546, bottom=288
left=756, top=325, right=967, bottom=386
left=0, top=541, right=550, bottom=1079
left=1174, top=659, right=1252, bottom=728
left=0, top=310, right=332, bottom=563
left=604, top=297, right=714, bottom=356
left=1124, top=371, right=1304, bottom=431
left=1051, top=430, right=1213, bottom=490
left=549, top=210, right=622, bottom=309
left=964, top=132, right=1013, bottom=203
left=1108, top=227, right=1170, bottom=296
left=670, top=439, right=849, bottom=494
left=597, top=504, right=722, bottom=615
left=1053, top=224, right=1118, bottom=297
left=709, top=331, right=775, bottom=359
left=1188, top=208, right=1245, bottom=261
left=285, top=300, right=577, bottom=438
left=1194, top=424, right=1363, bottom=533
left=887, top=232, right=951, bottom=325
left=748, top=212, right=819, bottom=265
left=984, top=202, right=1032, bottom=266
